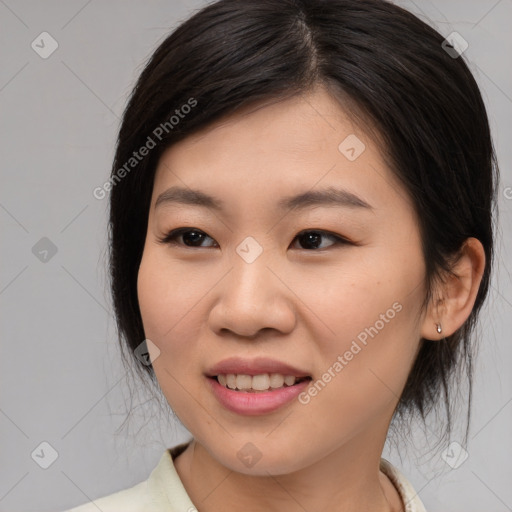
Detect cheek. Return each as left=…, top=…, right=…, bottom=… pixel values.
left=137, top=252, right=170, bottom=341
left=295, top=301, right=420, bottom=446
left=137, top=248, right=204, bottom=344
left=305, top=252, right=424, bottom=402
left=136, top=247, right=227, bottom=399
left=136, top=255, right=192, bottom=400
left=137, top=250, right=205, bottom=420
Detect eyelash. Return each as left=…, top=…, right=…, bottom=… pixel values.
left=156, top=227, right=351, bottom=251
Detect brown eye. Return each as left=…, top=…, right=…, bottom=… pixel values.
left=157, top=228, right=218, bottom=247
left=291, top=230, right=349, bottom=250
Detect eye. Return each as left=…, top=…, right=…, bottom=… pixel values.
left=157, top=227, right=349, bottom=251
left=156, top=227, right=218, bottom=248
left=290, top=230, right=349, bottom=250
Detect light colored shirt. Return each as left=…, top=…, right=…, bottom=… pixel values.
left=62, top=442, right=427, bottom=512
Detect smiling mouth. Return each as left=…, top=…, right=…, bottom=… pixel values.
left=211, top=373, right=312, bottom=393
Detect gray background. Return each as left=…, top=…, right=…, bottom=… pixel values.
left=1, top=1, right=511, bottom=511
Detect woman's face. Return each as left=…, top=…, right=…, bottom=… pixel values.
left=137, top=85, right=431, bottom=475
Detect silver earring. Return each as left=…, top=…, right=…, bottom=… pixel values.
left=436, top=323, right=442, bottom=334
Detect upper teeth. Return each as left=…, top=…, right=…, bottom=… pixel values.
left=217, top=373, right=300, bottom=391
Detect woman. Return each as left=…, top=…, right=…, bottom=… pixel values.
left=64, top=0, right=498, bottom=510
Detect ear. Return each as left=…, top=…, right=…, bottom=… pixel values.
left=420, top=237, right=486, bottom=340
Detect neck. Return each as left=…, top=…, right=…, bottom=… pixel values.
left=173, top=434, right=403, bottom=512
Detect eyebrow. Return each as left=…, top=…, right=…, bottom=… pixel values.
left=155, top=185, right=373, bottom=212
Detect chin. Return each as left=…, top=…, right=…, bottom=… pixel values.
left=204, top=440, right=312, bottom=477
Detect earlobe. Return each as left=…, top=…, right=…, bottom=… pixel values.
left=420, top=237, right=486, bottom=341
left=420, top=296, right=446, bottom=341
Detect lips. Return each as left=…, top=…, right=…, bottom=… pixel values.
left=205, top=357, right=312, bottom=414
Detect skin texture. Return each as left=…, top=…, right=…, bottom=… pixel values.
left=137, top=83, right=486, bottom=512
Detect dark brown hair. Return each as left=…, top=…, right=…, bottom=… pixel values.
left=108, top=0, right=499, bottom=449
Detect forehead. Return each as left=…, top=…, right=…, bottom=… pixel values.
left=163, top=87, right=362, bottom=161
left=151, top=86, right=410, bottom=216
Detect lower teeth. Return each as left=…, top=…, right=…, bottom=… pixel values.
left=230, top=388, right=282, bottom=392
left=232, top=387, right=287, bottom=392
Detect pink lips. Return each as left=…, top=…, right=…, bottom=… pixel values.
left=206, top=357, right=311, bottom=415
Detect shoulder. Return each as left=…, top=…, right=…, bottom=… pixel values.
left=59, top=479, right=150, bottom=512
left=57, top=443, right=193, bottom=512
left=380, top=458, right=428, bottom=512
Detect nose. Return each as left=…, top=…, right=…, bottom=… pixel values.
left=208, top=250, right=296, bottom=339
